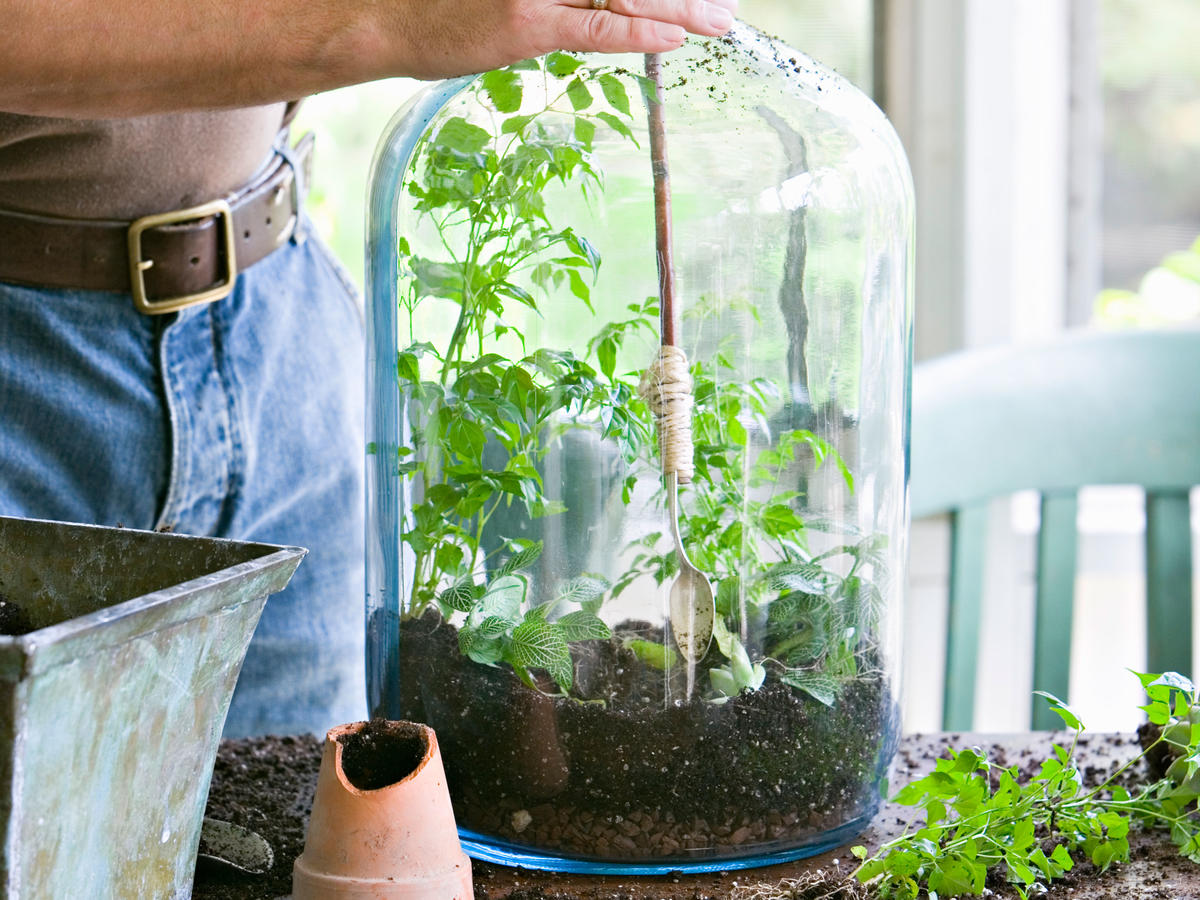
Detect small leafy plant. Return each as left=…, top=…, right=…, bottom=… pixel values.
left=440, top=540, right=611, bottom=692
left=614, top=352, right=884, bottom=706
left=853, top=671, right=1200, bottom=899
left=396, top=52, right=654, bottom=621
left=396, top=53, right=890, bottom=708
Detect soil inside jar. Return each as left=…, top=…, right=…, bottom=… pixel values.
left=392, top=609, right=899, bottom=862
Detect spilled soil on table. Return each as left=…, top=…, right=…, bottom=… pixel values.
left=194, top=733, right=322, bottom=900
left=0, top=594, right=36, bottom=635
left=194, top=731, right=1198, bottom=899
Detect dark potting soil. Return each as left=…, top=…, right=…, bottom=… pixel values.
left=193, top=733, right=322, bottom=900
left=1137, top=720, right=1176, bottom=780
left=0, top=594, right=35, bottom=635
left=338, top=718, right=429, bottom=790
left=391, top=610, right=900, bottom=863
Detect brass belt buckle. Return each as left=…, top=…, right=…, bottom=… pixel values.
left=127, top=199, right=237, bottom=315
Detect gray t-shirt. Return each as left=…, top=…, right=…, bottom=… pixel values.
left=0, top=104, right=287, bottom=219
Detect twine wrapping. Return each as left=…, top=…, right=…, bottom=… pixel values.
left=638, top=345, right=695, bottom=484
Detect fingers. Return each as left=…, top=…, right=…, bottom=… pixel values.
left=613, top=0, right=737, bottom=37
left=383, top=0, right=739, bottom=82
left=556, top=0, right=738, bottom=37
left=548, top=0, right=738, bottom=56
left=562, top=13, right=686, bottom=54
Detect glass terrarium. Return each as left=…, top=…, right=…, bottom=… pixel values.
left=365, top=23, right=913, bottom=874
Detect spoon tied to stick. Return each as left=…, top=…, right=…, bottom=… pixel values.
left=640, top=53, right=715, bottom=678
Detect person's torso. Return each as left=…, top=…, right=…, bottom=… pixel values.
left=0, top=104, right=287, bottom=219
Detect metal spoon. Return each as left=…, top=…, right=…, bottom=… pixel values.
left=197, top=817, right=274, bottom=876
left=666, top=471, right=714, bottom=665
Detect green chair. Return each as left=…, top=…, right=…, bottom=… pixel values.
left=910, top=328, right=1200, bottom=729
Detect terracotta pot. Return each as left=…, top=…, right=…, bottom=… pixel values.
left=292, top=720, right=473, bottom=899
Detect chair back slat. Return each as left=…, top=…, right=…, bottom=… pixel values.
left=943, top=502, right=989, bottom=731
left=1031, top=491, right=1079, bottom=730
left=1146, top=490, right=1194, bottom=676
left=913, top=330, right=1200, bottom=519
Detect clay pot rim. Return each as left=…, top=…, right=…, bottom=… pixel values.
left=326, top=720, right=437, bottom=797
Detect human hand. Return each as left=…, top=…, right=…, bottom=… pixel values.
left=381, top=0, right=740, bottom=81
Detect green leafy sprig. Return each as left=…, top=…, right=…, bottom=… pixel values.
left=443, top=540, right=612, bottom=692
left=853, top=671, right=1200, bottom=899
left=397, top=54, right=655, bottom=617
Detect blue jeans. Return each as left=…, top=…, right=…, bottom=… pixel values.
left=0, top=228, right=366, bottom=737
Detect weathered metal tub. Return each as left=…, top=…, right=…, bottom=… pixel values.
left=0, top=515, right=305, bottom=899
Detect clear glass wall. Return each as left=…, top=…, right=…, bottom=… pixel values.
left=366, top=23, right=913, bottom=873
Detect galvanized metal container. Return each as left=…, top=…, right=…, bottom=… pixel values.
left=0, top=515, right=305, bottom=899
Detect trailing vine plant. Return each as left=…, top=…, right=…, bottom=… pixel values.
left=854, top=672, right=1200, bottom=899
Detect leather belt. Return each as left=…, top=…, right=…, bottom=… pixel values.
left=0, top=130, right=314, bottom=315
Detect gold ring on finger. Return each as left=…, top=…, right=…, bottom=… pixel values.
left=591, top=0, right=610, bottom=10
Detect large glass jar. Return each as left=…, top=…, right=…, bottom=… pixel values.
left=365, top=23, right=913, bottom=874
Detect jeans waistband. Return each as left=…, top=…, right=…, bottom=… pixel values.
left=0, top=131, right=313, bottom=315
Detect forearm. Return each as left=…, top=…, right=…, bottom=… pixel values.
left=0, top=0, right=736, bottom=118
left=2, top=0, right=405, bottom=116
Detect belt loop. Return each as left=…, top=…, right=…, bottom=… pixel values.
left=274, top=136, right=309, bottom=246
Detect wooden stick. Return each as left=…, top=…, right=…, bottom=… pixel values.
left=644, top=53, right=677, bottom=348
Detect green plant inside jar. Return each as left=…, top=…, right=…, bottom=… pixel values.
left=392, top=52, right=887, bottom=712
